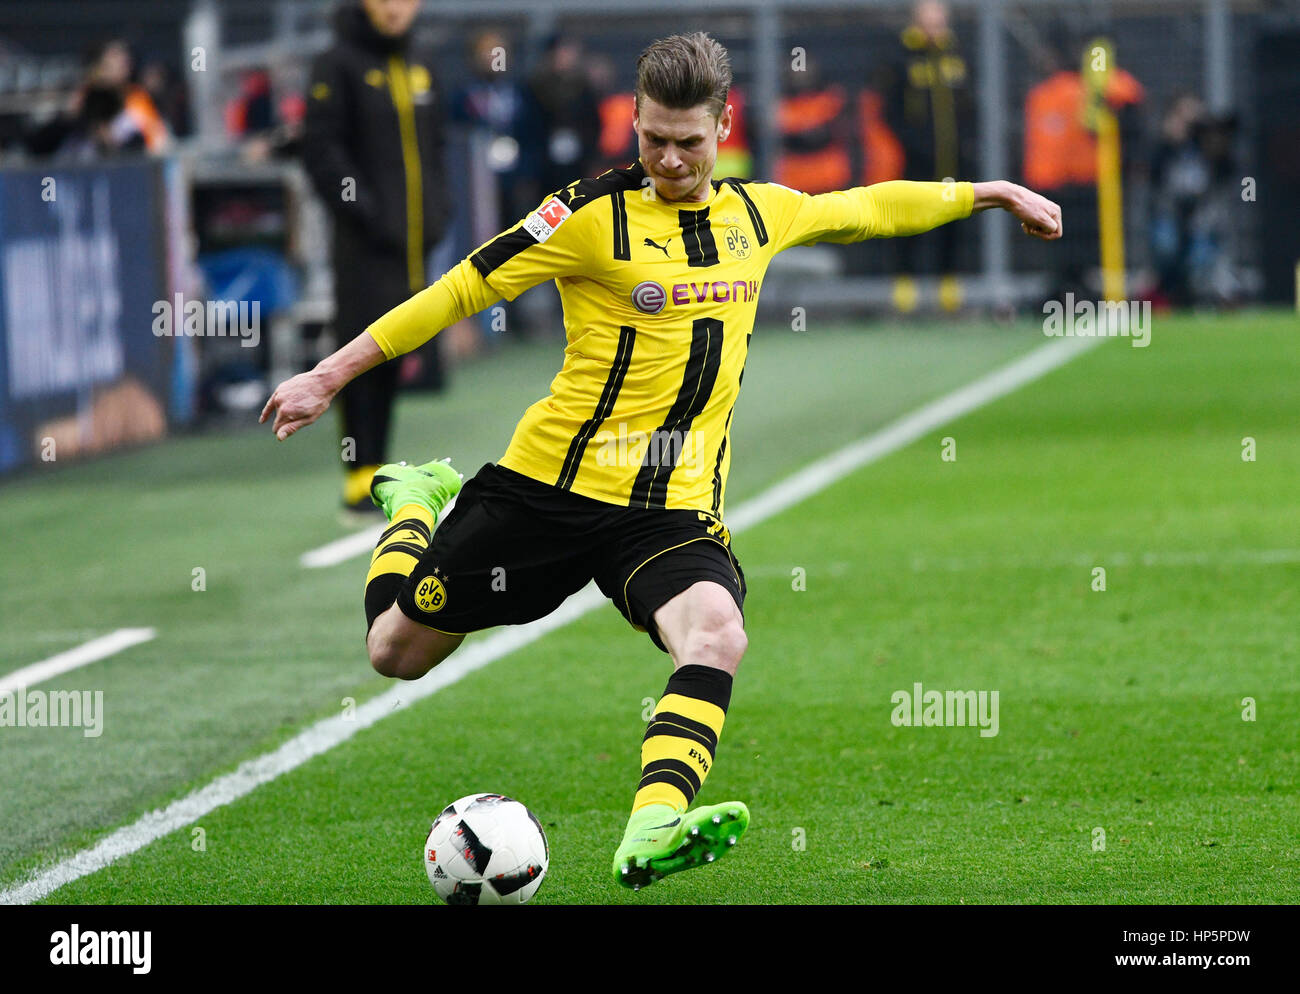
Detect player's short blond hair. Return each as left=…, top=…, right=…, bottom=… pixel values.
left=635, top=31, right=732, bottom=119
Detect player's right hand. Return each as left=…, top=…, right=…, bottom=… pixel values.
left=1010, top=185, right=1062, bottom=240
left=259, top=370, right=333, bottom=440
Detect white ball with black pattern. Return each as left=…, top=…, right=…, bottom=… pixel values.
left=424, top=792, right=549, bottom=905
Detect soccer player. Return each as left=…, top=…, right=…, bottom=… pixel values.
left=261, top=31, right=1061, bottom=891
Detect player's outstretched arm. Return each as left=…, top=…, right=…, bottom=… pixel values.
left=259, top=331, right=385, bottom=441
left=778, top=180, right=1060, bottom=247
left=260, top=257, right=502, bottom=441
left=971, top=180, right=1062, bottom=240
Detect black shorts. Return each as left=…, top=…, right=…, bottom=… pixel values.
left=394, top=463, right=746, bottom=652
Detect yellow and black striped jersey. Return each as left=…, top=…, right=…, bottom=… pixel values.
left=369, top=159, right=973, bottom=517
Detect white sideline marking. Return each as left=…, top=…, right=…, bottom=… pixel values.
left=0, top=628, right=156, bottom=697
left=301, top=497, right=459, bottom=568
left=0, top=336, right=1098, bottom=905
left=726, top=336, right=1100, bottom=532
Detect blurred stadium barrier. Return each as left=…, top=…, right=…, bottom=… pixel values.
left=0, top=156, right=192, bottom=472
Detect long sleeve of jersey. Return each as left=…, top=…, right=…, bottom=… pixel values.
left=365, top=258, right=499, bottom=359
left=366, top=189, right=600, bottom=358
left=765, top=180, right=974, bottom=251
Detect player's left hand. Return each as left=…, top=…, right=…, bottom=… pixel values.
left=1007, top=184, right=1062, bottom=240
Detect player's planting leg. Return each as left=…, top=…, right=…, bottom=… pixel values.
left=613, top=582, right=750, bottom=889
left=364, top=459, right=465, bottom=680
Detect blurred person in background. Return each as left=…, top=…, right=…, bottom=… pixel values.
left=304, top=0, right=451, bottom=519
left=451, top=29, right=545, bottom=342
left=227, top=68, right=305, bottom=162
left=26, top=38, right=169, bottom=160
left=451, top=29, right=544, bottom=227
left=510, top=33, right=602, bottom=340
left=528, top=34, right=602, bottom=196
left=878, top=0, right=974, bottom=310
left=84, top=39, right=171, bottom=153
left=1149, top=94, right=1205, bottom=308
left=1022, top=30, right=1143, bottom=303
left=591, top=52, right=639, bottom=173
left=856, top=86, right=905, bottom=189
left=1149, top=94, right=1242, bottom=308
left=775, top=56, right=852, bottom=194
left=227, top=69, right=275, bottom=138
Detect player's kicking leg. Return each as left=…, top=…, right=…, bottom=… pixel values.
left=363, top=459, right=465, bottom=679
left=612, top=580, right=751, bottom=890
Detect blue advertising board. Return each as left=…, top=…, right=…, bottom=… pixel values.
left=0, top=158, right=188, bottom=474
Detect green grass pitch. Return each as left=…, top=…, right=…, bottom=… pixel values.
left=1, top=311, right=1296, bottom=904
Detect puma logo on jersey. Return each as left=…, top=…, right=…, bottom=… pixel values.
left=644, top=236, right=672, bottom=257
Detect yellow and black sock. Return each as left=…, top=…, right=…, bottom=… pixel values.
left=634, top=664, right=733, bottom=813
left=364, top=502, right=432, bottom=630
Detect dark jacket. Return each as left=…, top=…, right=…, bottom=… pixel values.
left=303, top=3, right=449, bottom=295
left=879, top=25, right=974, bottom=183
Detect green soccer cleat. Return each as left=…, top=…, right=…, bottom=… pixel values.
left=369, top=458, right=463, bottom=522
left=612, top=801, right=750, bottom=890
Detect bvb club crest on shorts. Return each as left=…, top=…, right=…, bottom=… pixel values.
left=415, top=574, right=447, bottom=612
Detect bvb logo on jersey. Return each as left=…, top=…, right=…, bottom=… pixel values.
left=723, top=225, right=751, bottom=260
left=415, top=575, right=446, bottom=613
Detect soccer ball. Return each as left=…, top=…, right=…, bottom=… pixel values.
left=424, top=792, right=549, bottom=905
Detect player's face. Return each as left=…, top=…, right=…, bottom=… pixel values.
left=363, top=0, right=420, bottom=38
left=634, top=97, right=733, bottom=203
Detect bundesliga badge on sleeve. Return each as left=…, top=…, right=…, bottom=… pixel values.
left=523, top=197, right=572, bottom=244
